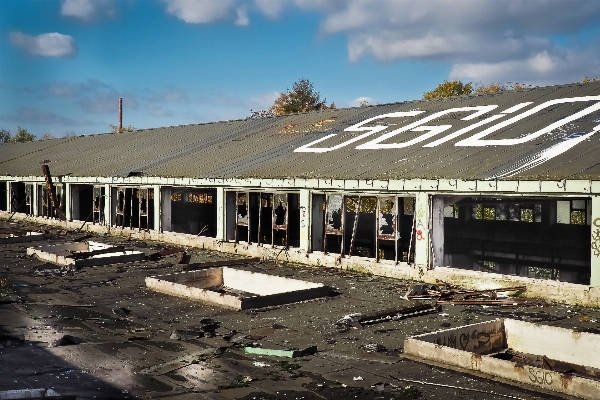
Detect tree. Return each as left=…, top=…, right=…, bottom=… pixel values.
left=474, top=83, right=504, bottom=95
left=423, top=80, right=473, bottom=99
left=64, top=131, right=77, bottom=138
left=269, top=79, right=333, bottom=115
left=0, top=129, right=11, bottom=144
left=40, top=132, right=56, bottom=141
left=10, top=126, right=35, bottom=143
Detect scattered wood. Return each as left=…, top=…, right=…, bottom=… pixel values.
left=337, top=304, right=440, bottom=329
left=147, top=247, right=186, bottom=261
left=404, top=284, right=527, bottom=306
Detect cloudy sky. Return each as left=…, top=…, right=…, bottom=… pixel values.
left=1, top=0, right=600, bottom=138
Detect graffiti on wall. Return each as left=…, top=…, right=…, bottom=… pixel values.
left=294, top=96, right=600, bottom=178
left=593, top=218, right=600, bottom=257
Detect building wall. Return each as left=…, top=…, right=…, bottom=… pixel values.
left=2, top=176, right=600, bottom=306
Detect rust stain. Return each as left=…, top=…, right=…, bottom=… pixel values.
left=560, top=372, right=573, bottom=390
left=313, top=118, right=336, bottom=127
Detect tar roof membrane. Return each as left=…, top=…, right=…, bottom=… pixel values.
left=2, top=81, right=600, bottom=181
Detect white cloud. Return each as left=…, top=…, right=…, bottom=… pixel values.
left=235, top=6, right=249, bottom=26
left=60, top=0, right=116, bottom=20
left=291, top=0, right=600, bottom=84
left=9, top=31, right=78, bottom=58
left=78, top=93, right=138, bottom=114
left=248, top=91, right=280, bottom=110
left=254, top=0, right=285, bottom=18
left=149, top=88, right=189, bottom=103
left=163, top=0, right=240, bottom=24
left=351, top=96, right=375, bottom=107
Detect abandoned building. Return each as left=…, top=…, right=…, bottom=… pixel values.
left=2, top=80, right=600, bottom=306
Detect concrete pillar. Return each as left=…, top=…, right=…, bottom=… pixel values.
left=591, top=196, right=600, bottom=287
left=299, top=189, right=311, bottom=251
left=104, top=184, right=112, bottom=226
left=431, top=197, right=446, bottom=267
left=161, top=187, right=172, bottom=232
left=153, top=185, right=161, bottom=232
left=67, top=184, right=78, bottom=221
left=216, top=187, right=225, bottom=240
left=414, top=192, right=430, bottom=267
left=4, top=182, right=9, bottom=211
left=31, top=184, right=38, bottom=217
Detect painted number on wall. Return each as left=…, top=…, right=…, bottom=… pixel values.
left=529, top=368, right=553, bottom=386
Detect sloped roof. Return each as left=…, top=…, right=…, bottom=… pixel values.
left=2, top=81, right=600, bottom=181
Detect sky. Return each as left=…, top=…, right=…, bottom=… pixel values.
left=1, top=0, right=600, bottom=139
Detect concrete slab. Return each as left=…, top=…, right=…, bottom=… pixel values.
left=405, top=318, right=600, bottom=399
left=26, top=241, right=145, bottom=268
left=145, top=267, right=330, bottom=310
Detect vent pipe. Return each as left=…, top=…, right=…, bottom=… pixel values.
left=118, top=97, right=123, bottom=131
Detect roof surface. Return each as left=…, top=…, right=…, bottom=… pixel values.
left=2, top=81, right=600, bottom=181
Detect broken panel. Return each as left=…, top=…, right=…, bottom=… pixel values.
left=272, top=193, right=288, bottom=246
left=0, top=181, right=7, bottom=211
left=400, top=197, right=416, bottom=263
left=324, top=194, right=344, bottom=254
left=311, top=194, right=325, bottom=252
left=10, top=182, right=26, bottom=213
left=236, top=192, right=249, bottom=242
left=24, top=184, right=33, bottom=215
left=115, top=187, right=128, bottom=228
left=344, top=196, right=376, bottom=258
left=92, top=186, right=105, bottom=224
left=260, top=193, right=273, bottom=245
left=377, top=197, right=398, bottom=262
left=138, top=188, right=149, bottom=230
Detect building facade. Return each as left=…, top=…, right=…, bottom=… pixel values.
left=2, top=81, right=600, bottom=306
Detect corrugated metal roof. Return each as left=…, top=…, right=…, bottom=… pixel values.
left=2, top=81, right=600, bottom=181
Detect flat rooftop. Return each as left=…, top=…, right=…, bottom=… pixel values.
left=1, top=219, right=600, bottom=399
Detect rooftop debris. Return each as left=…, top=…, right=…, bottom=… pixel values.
left=147, top=247, right=186, bottom=261
left=244, top=345, right=317, bottom=358
left=492, top=349, right=600, bottom=380
left=404, top=284, right=530, bottom=306
left=66, top=246, right=128, bottom=259
left=338, top=304, right=440, bottom=329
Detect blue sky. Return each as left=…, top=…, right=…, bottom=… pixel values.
left=1, top=0, right=600, bottom=138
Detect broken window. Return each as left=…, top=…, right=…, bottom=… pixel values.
left=273, top=193, right=288, bottom=246
left=92, top=186, right=104, bottom=224
left=344, top=196, right=376, bottom=258
left=170, top=188, right=217, bottom=237
left=39, top=184, right=64, bottom=219
left=114, top=187, right=154, bottom=230
left=0, top=182, right=7, bottom=211
left=398, top=197, right=416, bottom=263
left=570, top=199, right=587, bottom=225
left=377, top=197, right=398, bottom=261
left=324, top=194, right=344, bottom=254
left=231, top=191, right=299, bottom=247
left=24, top=184, right=33, bottom=215
left=444, top=196, right=591, bottom=284
left=10, top=182, right=26, bottom=213
left=260, top=193, right=273, bottom=244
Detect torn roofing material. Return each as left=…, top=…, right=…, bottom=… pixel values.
left=2, top=81, right=600, bottom=181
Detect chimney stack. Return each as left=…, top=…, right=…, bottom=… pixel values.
left=118, top=97, right=123, bottom=131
